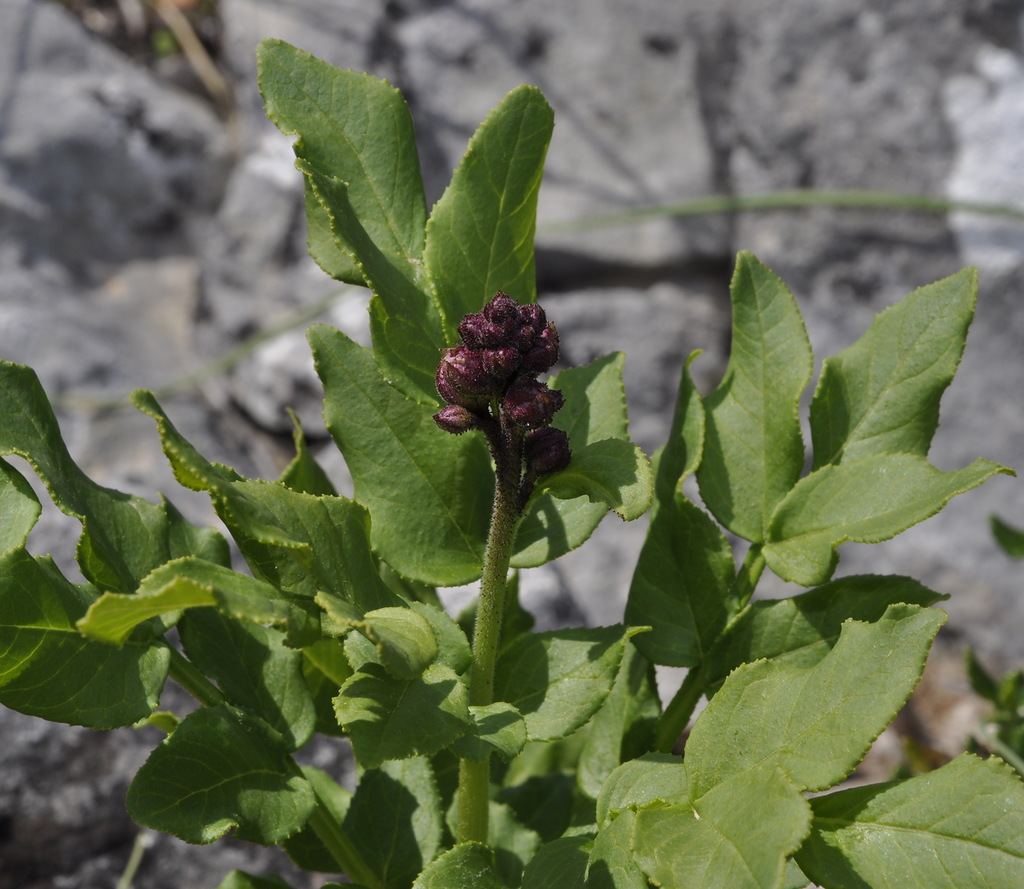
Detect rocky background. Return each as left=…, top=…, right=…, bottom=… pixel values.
left=2, top=0, right=1023, bottom=886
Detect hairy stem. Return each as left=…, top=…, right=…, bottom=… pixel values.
left=456, top=441, right=523, bottom=845
left=655, top=665, right=706, bottom=754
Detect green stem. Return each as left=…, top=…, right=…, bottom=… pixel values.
left=306, top=789, right=383, bottom=889
left=656, top=665, right=706, bottom=754
left=167, top=647, right=225, bottom=707
left=456, top=444, right=523, bottom=845
left=732, top=543, right=766, bottom=611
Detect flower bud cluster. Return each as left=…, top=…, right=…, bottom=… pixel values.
left=434, top=292, right=570, bottom=478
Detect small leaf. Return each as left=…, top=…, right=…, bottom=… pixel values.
left=412, top=842, right=505, bottom=889
left=797, top=754, right=1024, bottom=889
left=764, top=453, right=1013, bottom=586
left=696, top=252, right=813, bottom=542
left=450, top=702, right=527, bottom=762
left=126, top=704, right=315, bottom=845
left=279, top=409, right=336, bottom=496
left=494, top=626, right=640, bottom=741
left=651, top=350, right=706, bottom=501
left=424, top=85, right=553, bottom=335
left=588, top=809, right=654, bottom=889
left=992, top=514, right=1024, bottom=559
left=703, top=574, right=947, bottom=691
left=335, top=663, right=469, bottom=767
left=633, top=766, right=811, bottom=889
left=521, top=835, right=591, bottom=889
left=534, top=438, right=653, bottom=522
left=810, top=267, right=978, bottom=468
left=310, top=324, right=494, bottom=586
left=686, top=604, right=945, bottom=796
left=596, top=753, right=687, bottom=829
left=344, top=757, right=442, bottom=889
left=354, top=606, right=439, bottom=679
left=625, top=492, right=735, bottom=667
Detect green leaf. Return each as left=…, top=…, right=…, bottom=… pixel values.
left=310, top=324, right=494, bottom=586
left=79, top=556, right=320, bottom=648
left=576, top=642, right=660, bottom=800
left=487, top=799, right=542, bottom=886
left=126, top=704, right=315, bottom=844
left=633, top=766, right=811, bottom=889
left=686, top=604, right=945, bottom=796
left=810, top=267, right=977, bottom=468
left=279, top=409, right=337, bottom=496
left=300, top=160, right=443, bottom=403
left=651, top=350, right=706, bottom=502
left=992, top=514, right=1024, bottom=559
left=178, top=608, right=316, bottom=750
left=0, top=548, right=170, bottom=728
left=587, top=810, right=652, bottom=889
left=450, top=702, right=527, bottom=762
left=534, top=438, right=652, bottom=522
left=215, top=872, right=297, bottom=889
left=319, top=605, right=440, bottom=679
left=134, top=389, right=403, bottom=611
left=764, top=453, right=1013, bottom=586
left=335, top=663, right=469, bottom=767
left=0, top=362, right=228, bottom=593
left=625, top=492, right=735, bottom=667
left=493, top=626, right=639, bottom=741
left=696, top=252, right=813, bottom=542
left=412, top=842, right=505, bottom=889
left=521, top=835, right=591, bottom=889
left=797, top=754, right=1024, bottom=889
left=344, top=756, right=442, bottom=889
left=257, top=39, right=427, bottom=283
left=703, top=574, right=947, bottom=691
left=0, top=458, right=41, bottom=554
left=424, top=85, right=553, bottom=334
left=513, top=354, right=635, bottom=568
left=596, top=753, right=688, bottom=829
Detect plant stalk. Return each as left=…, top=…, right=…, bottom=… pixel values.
left=167, top=647, right=225, bottom=707
left=456, top=439, right=523, bottom=845
left=306, top=789, right=383, bottom=889
left=655, top=665, right=706, bottom=754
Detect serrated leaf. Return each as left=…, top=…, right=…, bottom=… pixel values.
left=521, top=835, right=591, bottom=889
left=703, top=574, right=947, bottom=691
left=696, top=252, right=813, bottom=542
left=0, top=547, right=170, bottom=728
left=320, top=604, right=439, bottom=679
left=282, top=766, right=352, bottom=873
left=412, top=842, right=505, bottom=889
left=633, top=766, right=811, bottom=889
left=310, top=324, right=494, bottom=586
left=764, top=453, right=1012, bottom=586
left=345, top=756, right=442, bottom=889
left=179, top=608, right=316, bottom=750
left=424, top=85, right=553, bottom=334
left=0, top=362, right=228, bottom=593
left=797, top=754, right=1024, bottom=889
left=134, top=389, right=402, bottom=611
left=450, top=702, right=527, bottom=762
left=810, top=267, right=977, bottom=468
left=493, top=626, right=638, bottom=741
left=596, top=753, right=688, bottom=829
left=686, top=604, right=945, bottom=796
left=513, top=353, right=634, bottom=568
left=534, top=438, right=652, bottom=522
left=126, top=704, right=315, bottom=844
left=335, top=663, right=469, bottom=767
left=625, top=492, right=735, bottom=667
left=79, top=556, right=319, bottom=648
left=257, top=40, right=427, bottom=283
left=587, top=809, right=652, bottom=889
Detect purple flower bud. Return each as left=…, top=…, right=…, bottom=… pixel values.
left=433, top=405, right=481, bottom=435
left=512, top=323, right=536, bottom=352
left=520, top=323, right=560, bottom=374
left=520, top=303, right=547, bottom=334
left=503, top=378, right=564, bottom=428
left=458, top=315, right=505, bottom=349
left=525, top=427, right=571, bottom=474
left=483, top=346, right=522, bottom=382
left=439, top=346, right=498, bottom=397
left=481, top=292, right=521, bottom=338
